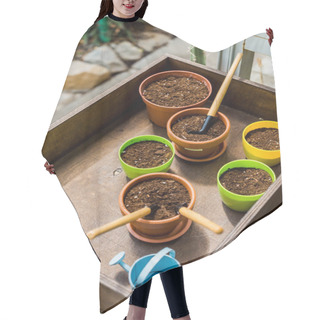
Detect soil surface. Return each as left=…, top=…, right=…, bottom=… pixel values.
left=124, top=178, right=190, bottom=220
left=121, top=141, right=173, bottom=168
left=172, top=115, right=226, bottom=141
left=143, top=76, right=209, bottom=107
left=220, top=168, right=273, bottom=195
left=245, top=128, right=279, bottom=150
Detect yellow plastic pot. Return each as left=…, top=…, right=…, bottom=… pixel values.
left=242, top=121, right=280, bottom=166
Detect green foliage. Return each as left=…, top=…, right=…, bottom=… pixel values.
left=190, top=46, right=206, bottom=65
left=98, top=18, right=112, bottom=43
left=97, top=19, right=139, bottom=43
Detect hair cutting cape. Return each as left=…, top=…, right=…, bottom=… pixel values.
left=42, top=14, right=281, bottom=313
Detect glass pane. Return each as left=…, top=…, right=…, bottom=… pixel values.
left=250, top=52, right=275, bottom=88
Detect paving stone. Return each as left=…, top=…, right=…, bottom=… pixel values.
left=56, top=92, right=84, bottom=111
left=163, top=37, right=191, bottom=60
left=83, top=45, right=128, bottom=73
left=51, top=69, right=138, bottom=125
left=52, top=92, right=84, bottom=123
left=136, top=32, right=172, bottom=52
left=63, top=60, right=111, bottom=90
left=131, top=38, right=190, bottom=70
left=112, top=41, right=143, bottom=61
left=52, top=36, right=274, bottom=125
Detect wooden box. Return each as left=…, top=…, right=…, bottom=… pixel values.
left=42, top=54, right=281, bottom=313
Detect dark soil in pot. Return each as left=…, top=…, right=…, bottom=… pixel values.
left=142, top=76, right=209, bottom=107
left=121, top=141, right=173, bottom=168
left=172, top=115, right=226, bottom=141
left=124, top=178, right=190, bottom=220
left=245, top=128, right=280, bottom=150
left=220, top=168, right=273, bottom=195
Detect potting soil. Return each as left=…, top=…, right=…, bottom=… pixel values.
left=172, top=115, right=226, bottom=141
left=143, top=76, right=209, bottom=107
left=220, top=168, right=273, bottom=195
left=245, top=128, right=279, bottom=150
left=121, top=141, right=172, bottom=168
left=124, top=178, right=190, bottom=220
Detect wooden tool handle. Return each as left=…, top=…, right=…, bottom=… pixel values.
left=207, top=52, right=243, bottom=117
left=86, top=207, right=151, bottom=240
left=179, top=207, right=223, bottom=234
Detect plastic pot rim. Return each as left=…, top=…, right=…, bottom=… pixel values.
left=217, top=159, right=276, bottom=200
left=119, top=135, right=175, bottom=173
left=242, top=121, right=280, bottom=157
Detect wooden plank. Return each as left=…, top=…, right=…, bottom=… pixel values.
left=53, top=105, right=281, bottom=312
left=166, top=54, right=277, bottom=120
left=43, top=54, right=277, bottom=163
left=239, top=49, right=255, bottom=80
left=215, top=175, right=282, bottom=252
left=42, top=55, right=171, bottom=163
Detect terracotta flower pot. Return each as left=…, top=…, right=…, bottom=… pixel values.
left=139, top=70, right=212, bottom=128
left=118, top=172, right=196, bottom=237
left=167, top=108, right=231, bottom=159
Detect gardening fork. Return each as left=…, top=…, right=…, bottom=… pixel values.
left=86, top=206, right=155, bottom=240
left=158, top=203, right=223, bottom=234
left=178, top=206, right=223, bottom=234
left=150, top=203, right=223, bottom=234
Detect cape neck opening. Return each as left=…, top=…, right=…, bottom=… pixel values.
left=108, top=12, right=140, bottom=22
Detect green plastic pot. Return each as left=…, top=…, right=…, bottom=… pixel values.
left=119, top=135, right=175, bottom=179
left=217, top=159, right=276, bottom=212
